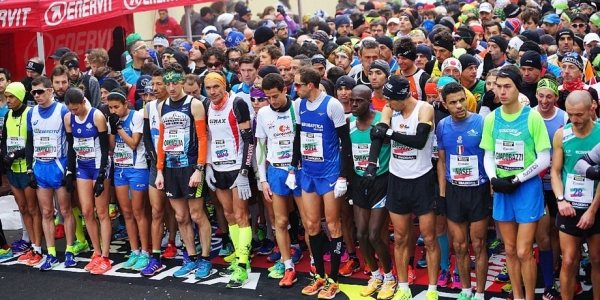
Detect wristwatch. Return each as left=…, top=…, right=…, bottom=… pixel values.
left=194, top=164, right=205, bottom=172
left=511, top=177, right=521, bottom=184
left=239, top=169, right=249, bottom=176
left=385, top=129, right=393, bottom=137
left=556, top=195, right=565, bottom=202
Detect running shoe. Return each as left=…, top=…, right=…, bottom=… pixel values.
left=257, top=239, right=275, bottom=255
left=302, top=275, right=327, bottom=296
left=85, top=253, right=102, bottom=271
left=318, top=278, right=340, bottom=299
left=279, top=268, right=297, bottom=287
left=426, top=290, right=439, bottom=300
left=64, top=251, right=77, bottom=267
left=268, top=261, right=285, bottom=279
left=163, top=244, right=177, bottom=259
left=257, top=225, right=267, bottom=242
left=72, top=240, right=90, bottom=256
left=340, top=248, right=349, bottom=263
left=394, top=289, right=412, bottom=300
left=39, top=254, right=60, bottom=271
left=542, top=285, right=561, bottom=300
left=360, top=276, right=382, bottom=297
left=174, top=258, right=198, bottom=277
left=11, top=239, right=31, bottom=254
left=417, top=250, right=427, bottom=268
left=219, top=258, right=238, bottom=276
left=338, top=259, right=360, bottom=277
left=437, top=269, right=450, bottom=287
left=251, top=239, right=261, bottom=252
left=26, top=252, right=43, bottom=266
left=113, top=227, right=128, bottom=240
left=195, top=259, right=213, bottom=279
left=291, top=247, right=303, bottom=264
left=132, top=253, right=150, bottom=271
left=501, top=283, right=512, bottom=293
left=416, top=234, right=424, bottom=246
left=90, top=258, right=112, bottom=275
left=408, top=265, right=416, bottom=285
left=55, top=224, right=65, bottom=239
left=457, top=291, right=471, bottom=300
left=488, top=238, right=502, bottom=257
left=123, top=251, right=139, bottom=269
left=18, top=249, right=34, bottom=263
left=0, top=247, right=12, bottom=259
left=363, top=262, right=371, bottom=275
left=227, top=266, right=249, bottom=289
left=575, top=282, right=583, bottom=295
left=219, top=242, right=234, bottom=257
left=377, top=277, right=397, bottom=300
left=109, top=204, right=119, bottom=219
left=175, top=231, right=183, bottom=248
left=310, top=262, right=317, bottom=277
left=495, top=264, right=510, bottom=282
left=323, top=251, right=331, bottom=262
left=141, top=258, right=165, bottom=276
left=268, top=246, right=281, bottom=262
left=223, top=251, right=237, bottom=263
left=451, top=272, right=462, bottom=289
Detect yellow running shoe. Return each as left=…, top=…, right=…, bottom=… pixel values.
left=392, top=288, right=412, bottom=300
left=377, top=278, right=397, bottom=300
left=360, top=276, right=383, bottom=297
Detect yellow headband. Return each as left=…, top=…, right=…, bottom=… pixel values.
left=204, top=72, right=226, bottom=87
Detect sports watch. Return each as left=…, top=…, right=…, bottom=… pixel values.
left=556, top=195, right=565, bottom=202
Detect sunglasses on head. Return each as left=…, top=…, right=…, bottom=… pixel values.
left=207, top=62, right=222, bottom=68
left=251, top=97, right=267, bottom=102
left=30, top=88, right=49, bottom=96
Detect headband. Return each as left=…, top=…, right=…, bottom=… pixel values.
left=26, top=61, right=44, bottom=74
left=433, top=38, right=454, bottom=53
left=396, top=47, right=417, bottom=61
left=561, top=12, right=571, bottom=24
left=163, top=70, right=184, bottom=84
left=153, top=36, right=169, bottom=47
left=537, top=78, right=558, bottom=95
left=109, top=91, right=126, bottom=100
left=64, top=60, right=79, bottom=69
left=497, top=69, right=522, bottom=92
left=425, top=83, right=438, bottom=96
left=204, top=72, right=226, bottom=87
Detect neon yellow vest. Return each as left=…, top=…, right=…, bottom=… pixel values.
left=5, top=106, right=31, bottom=173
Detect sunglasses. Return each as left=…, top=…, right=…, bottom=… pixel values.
left=134, top=44, right=148, bottom=51
left=206, top=62, right=222, bottom=68
left=228, top=58, right=241, bottom=63
left=453, top=36, right=463, bottom=42
left=251, top=97, right=267, bottom=103
left=30, top=88, right=49, bottom=96
left=572, top=23, right=586, bottom=28
left=294, top=82, right=308, bottom=89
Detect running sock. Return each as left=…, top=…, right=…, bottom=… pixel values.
left=438, top=233, right=449, bottom=271
left=428, top=284, right=437, bottom=292
left=384, top=271, right=394, bottom=281
left=228, top=224, right=240, bottom=253
left=284, top=259, right=294, bottom=270
left=310, top=255, right=315, bottom=265
left=474, top=293, right=485, bottom=299
left=152, top=250, right=161, bottom=261
left=141, top=250, right=149, bottom=256
left=33, top=245, right=42, bottom=254
left=462, top=288, right=472, bottom=297
left=371, top=268, right=382, bottom=279
left=308, top=234, right=325, bottom=278
left=189, top=254, right=198, bottom=262
left=408, top=256, right=414, bottom=268
left=73, top=207, right=86, bottom=243
left=66, top=245, right=74, bottom=253
left=539, top=250, right=555, bottom=289
left=288, top=210, right=299, bottom=244
left=237, top=226, right=252, bottom=264
left=21, top=215, right=30, bottom=242
left=48, top=246, right=57, bottom=256
left=221, top=232, right=232, bottom=246
left=398, top=282, right=409, bottom=292
left=349, top=251, right=358, bottom=261
left=132, top=249, right=140, bottom=255
left=201, top=255, right=210, bottom=261
left=329, top=236, right=343, bottom=282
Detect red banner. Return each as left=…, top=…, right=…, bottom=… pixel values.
left=0, top=0, right=40, bottom=32
left=39, top=0, right=123, bottom=31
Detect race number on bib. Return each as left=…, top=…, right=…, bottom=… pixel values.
left=565, top=173, right=594, bottom=208
left=352, top=143, right=371, bottom=171
left=34, top=136, right=58, bottom=159
left=163, top=129, right=185, bottom=154
left=495, top=140, right=524, bottom=171
left=6, top=136, right=25, bottom=153
left=114, top=143, right=134, bottom=167
left=392, top=141, right=417, bottom=160
left=449, top=155, right=479, bottom=186
left=211, top=138, right=237, bottom=166
left=74, top=137, right=96, bottom=160
left=300, top=132, right=324, bottom=162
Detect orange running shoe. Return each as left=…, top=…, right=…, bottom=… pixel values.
left=91, top=257, right=112, bottom=275
left=163, top=244, right=177, bottom=259
left=310, top=262, right=317, bottom=277
left=408, top=265, right=416, bottom=285
left=85, top=254, right=102, bottom=271
left=18, top=249, right=34, bottom=263
left=363, top=262, right=372, bottom=275
left=318, top=278, right=340, bottom=299
left=339, top=259, right=360, bottom=277
left=26, top=252, right=43, bottom=266
left=279, top=268, right=297, bottom=288
left=302, top=275, right=327, bottom=295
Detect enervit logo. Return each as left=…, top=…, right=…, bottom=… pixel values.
left=45, top=1, right=113, bottom=26
left=124, top=0, right=175, bottom=10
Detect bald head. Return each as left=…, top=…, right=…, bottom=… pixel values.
left=352, top=85, right=372, bottom=100
left=566, top=90, right=593, bottom=110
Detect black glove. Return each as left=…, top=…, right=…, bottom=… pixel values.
left=435, top=195, right=446, bottom=216
left=370, top=123, right=389, bottom=140
left=277, top=5, right=286, bottom=15
left=491, top=175, right=520, bottom=194
left=146, top=151, right=157, bottom=163
left=108, top=113, right=121, bottom=134
left=94, top=172, right=106, bottom=197
left=359, top=163, right=378, bottom=195
left=61, top=171, right=75, bottom=193
left=482, top=52, right=493, bottom=78
left=27, top=171, right=37, bottom=189
left=3, top=153, right=15, bottom=167
left=586, top=166, right=600, bottom=181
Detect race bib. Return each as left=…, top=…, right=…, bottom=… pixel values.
left=212, top=138, right=237, bottom=166
left=163, top=129, right=185, bottom=154
left=114, top=143, right=134, bottom=167
left=352, top=143, right=371, bottom=171
left=495, top=140, right=524, bottom=171
left=432, top=136, right=439, bottom=159
left=6, top=136, right=25, bottom=153
left=392, top=140, right=417, bottom=160
left=300, top=132, right=324, bottom=162
left=449, top=155, right=479, bottom=186
left=74, top=137, right=96, bottom=160
left=270, top=139, right=293, bottom=168
left=33, top=135, right=58, bottom=159
left=542, top=159, right=552, bottom=190
left=565, top=173, right=594, bottom=207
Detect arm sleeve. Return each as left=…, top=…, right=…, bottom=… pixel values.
left=575, top=143, right=600, bottom=175
left=484, top=150, right=497, bottom=180
left=1, top=112, right=7, bottom=156
left=291, top=127, right=301, bottom=168
left=367, top=134, right=383, bottom=164
left=143, top=118, right=155, bottom=157
left=336, top=123, right=352, bottom=179
left=98, top=131, right=109, bottom=173
left=156, top=123, right=165, bottom=171
left=25, top=130, right=33, bottom=170
left=256, top=137, right=268, bottom=182
left=388, top=123, right=432, bottom=149
left=232, top=98, right=254, bottom=170
left=516, top=150, right=551, bottom=182
left=66, top=132, right=76, bottom=173
left=195, top=119, right=207, bottom=165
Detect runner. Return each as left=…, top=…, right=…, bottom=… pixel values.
left=205, top=70, right=255, bottom=288
left=106, top=88, right=151, bottom=272
left=63, top=88, right=111, bottom=274
left=289, top=66, right=351, bottom=299
left=255, top=73, right=303, bottom=287
left=436, top=82, right=489, bottom=300
left=25, top=76, right=75, bottom=271
left=480, top=66, right=551, bottom=300
left=349, top=85, right=396, bottom=299
left=155, top=63, right=212, bottom=279
left=368, top=74, right=439, bottom=300
left=2, top=82, right=42, bottom=266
